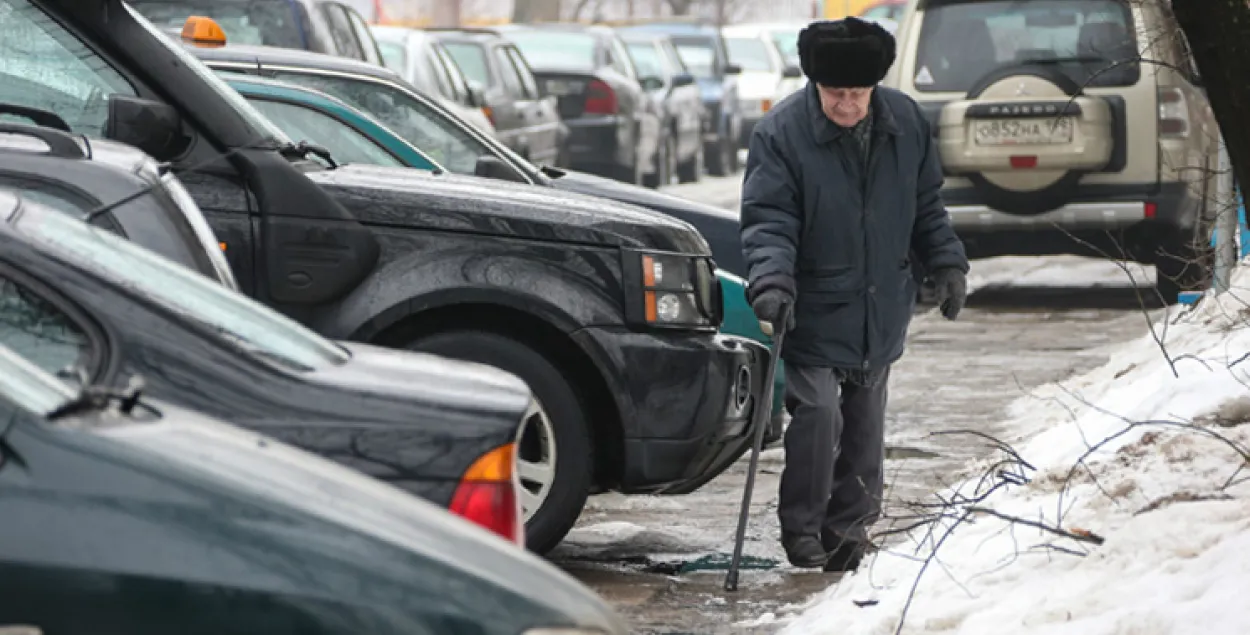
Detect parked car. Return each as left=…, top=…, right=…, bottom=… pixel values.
left=491, top=23, right=661, bottom=188
left=188, top=40, right=754, bottom=278
left=720, top=24, right=806, bottom=147
left=426, top=27, right=565, bottom=167
left=0, top=115, right=238, bottom=290
left=617, top=21, right=743, bottom=176
left=219, top=70, right=791, bottom=444
left=0, top=172, right=534, bottom=544
left=861, top=0, right=907, bottom=21
left=746, top=20, right=808, bottom=66
left=886, top=0, right=1221, bottom=301
left=127, top=0, right=387, bottom=65
left=368, top=24, right=497, bottom=135
left=9, top=1, right=771, bottom=554
left=619, top=31, right=705, bottom=185
left=0, top=330, right=629, bottom=634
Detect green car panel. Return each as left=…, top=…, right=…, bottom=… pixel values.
left=224, top=74, right=787, bottom=420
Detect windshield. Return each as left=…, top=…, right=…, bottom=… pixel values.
left=377, top=39, right=409, bottom=76
left=914, top=0, right=1139, bottom=93
left=672, top=37, right=716, bottom=77
left=625, top=41, right=665, bottom=81
left=769, top=28, right=800, bottom=61
left=0, top=344, right=77, bottom=415
left=246, top=96, right=407, bottom=168
left=725, top=36, right=775, bottom=72
left=126, top=4, right=295, bottom=145
left=507, top=31, right=598, bottom=72
left=441, top=42, right=491, bottom=86
left=15, top=205, right=351, bottom=371
left=265, top=70, right=496, bottom=176
left=127, top=0, right=305, bottom=48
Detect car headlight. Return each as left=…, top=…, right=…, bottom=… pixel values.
left=624, top=249, right=720, bottom=330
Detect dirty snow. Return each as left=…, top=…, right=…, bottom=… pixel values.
left=774, top=267, right=1250, bottom=634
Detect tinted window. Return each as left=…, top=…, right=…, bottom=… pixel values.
left=246, top=98, right=406, bottom=168
left=0, top=275, right=92, bottom=379
left=128, top=0, right=305, bottom=48
left=0, top=0, right=137, bottom=137
left=725, top=36, right=775, bottom=72
left=442, top=42, right=492, bottom=86
left=914, top=0, right=1139, bottom=93
left=267, top=72, right=489, bottom=174
left=507, top=31, right=598, bottom=72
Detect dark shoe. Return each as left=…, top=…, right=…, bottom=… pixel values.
left=782, top=534, right=829, bottom=568
left=821, top=531, right=873, bottom=573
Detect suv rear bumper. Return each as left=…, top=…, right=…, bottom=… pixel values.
left=944, top=181, right=1202, bottom=261
left=571, top=327, right=770, bottom=495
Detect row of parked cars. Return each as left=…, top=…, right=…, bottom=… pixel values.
left=0, top=0, right=813, bottom=632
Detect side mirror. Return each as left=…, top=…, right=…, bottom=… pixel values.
left=673, top=72, right=696, bottom=87
left=724, top=63, right=743, bottom=75
left=104, top=95, right=188, bottom=162
left=466, top=81, right=487, bottom=108
left=473, top=155, right=526, bottom=183
left=782, top=64, right=803, bottom=79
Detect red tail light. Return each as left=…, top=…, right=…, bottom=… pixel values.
left=449, top=443, right=524, bottom=546
left=583, top=79, right=618, bottom=114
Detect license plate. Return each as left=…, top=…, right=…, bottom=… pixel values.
left=545, top=79, right=583, bottom=96
left=974, top=117, right=1073, bottom=146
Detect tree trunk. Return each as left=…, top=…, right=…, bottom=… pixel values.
left=666, top=0, right=695, bottom=15
left=1171, top=0, right=1250, bottom=192
left=513, top=0, right=562, bottom=22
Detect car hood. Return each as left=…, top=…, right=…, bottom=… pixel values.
left=549, top=169, right=747, bottom=277
left=308, top=165, right=710, bottom=255
left=17, top=400, right=625, bottom=633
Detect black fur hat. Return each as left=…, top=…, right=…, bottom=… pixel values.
left=798, top=17, right=896, bottom=87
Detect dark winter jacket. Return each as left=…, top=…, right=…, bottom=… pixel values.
left=740, top=83, right=969, bottom=371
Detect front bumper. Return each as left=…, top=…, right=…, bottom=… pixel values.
left=570, top=327, right=771, bottom=494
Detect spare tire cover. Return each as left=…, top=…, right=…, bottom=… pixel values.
left=937, top=65, right=1115, bottom=214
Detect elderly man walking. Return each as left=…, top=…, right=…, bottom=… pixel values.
left=739, top=17, right=970, bottom=571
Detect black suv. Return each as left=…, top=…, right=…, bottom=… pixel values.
left=4, top=0, right=771, bottom=554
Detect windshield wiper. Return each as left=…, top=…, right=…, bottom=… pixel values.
left=45, top=374, right=145, bottom=422
left=277, top=140, right=338, bottom=169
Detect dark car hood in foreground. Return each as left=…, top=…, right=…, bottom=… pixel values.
left=549, top=169, right=748, bottom=277
left=308, top=165, right=711, bottom=255
left=0, top=401, right=624, bottom=634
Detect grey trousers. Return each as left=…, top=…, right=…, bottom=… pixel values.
left=777, top=363, right=889, bottom=543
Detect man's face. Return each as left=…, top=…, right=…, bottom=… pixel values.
left=817, top=85, right=873, bottom=127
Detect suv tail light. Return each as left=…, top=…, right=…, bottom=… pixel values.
left=583, top=79, right=618, bottom=115
left=1158, top=86, right=1190, bottom=138
left=449, top=442, right=524, bottom=546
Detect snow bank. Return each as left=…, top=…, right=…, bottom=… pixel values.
left=775, top=269, right=1250, bottom=635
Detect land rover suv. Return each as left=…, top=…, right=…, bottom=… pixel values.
left=887, top=0, right=1221, bottom=302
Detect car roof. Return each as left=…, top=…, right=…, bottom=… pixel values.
left=0, top=125, right=158, bottom=180
left=422, top=27, right=508, bottom=42
left=187, top=42, right=403, bottom=83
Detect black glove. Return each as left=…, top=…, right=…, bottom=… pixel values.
left=931, top=268, right=967, bottom=320
left=751, top=288, right=796, bottom=331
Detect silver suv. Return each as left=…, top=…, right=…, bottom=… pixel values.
left=887, top=0, right=1221, bottom=302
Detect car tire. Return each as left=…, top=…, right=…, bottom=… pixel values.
left=405, top=330, right=593, bottom=555
left=707, top=137, right=733, bottom=177
left=677, top=142, right=703, bottom=183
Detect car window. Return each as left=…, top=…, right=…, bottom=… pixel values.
left=245, top=97, right=406, bottom=168
left=507, top=31, right=598, bottom=72
left=343, top=6, right=382, bottom=65
left=14, top=206, right=352, bottom=371
left=377, top=39, right=409, bottom=76
left=442, top=41, right=493, bottom=87
left=672, top=37, right=717, bottom=78
left=504, top=46, right=540, bottom=100
left=493, top=46, right=525, bottom=98
left=433, top=44, right=472, bottom=102
left=424, top=48, right=458, bottom=101
left=321, top=3, right=365, bottom=59
left=127, top=0, right=305, bottom=48
left=0, top=341, right=78, bottom=416
left=661, top=40, right=689, bottom=75
left=267, top=71, right=490, bottom=174
left=0, top=0, right=138, bottom=137
left=0, top=274, right=93, bottom=380
left=626, top=41, right=665, bottom=81
left=725, top=36, right=775, bottom=72
left=609, top=38, right=636, bottom=78
left=914, top=0, right=1140, bottom=93
left=769, top=29, right=800, bottom=62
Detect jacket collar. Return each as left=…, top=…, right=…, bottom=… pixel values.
left=806, top=83, right=901, bottom=145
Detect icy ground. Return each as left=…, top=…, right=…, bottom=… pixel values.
left=773, top=265, right=1250, bottom=634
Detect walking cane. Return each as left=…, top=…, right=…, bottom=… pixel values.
left=724, top=300, right=793, bottom=592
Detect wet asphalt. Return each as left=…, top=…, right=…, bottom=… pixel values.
left=541, top=172, right=1169, bottom=634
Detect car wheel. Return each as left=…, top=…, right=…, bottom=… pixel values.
left=405, top=330, right=593, bottom=555
left=940, top=65, right=1117, bottom=215
left=678, top=141, right=703, bottom=183
left=707, top=137, right=733, bottom=176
